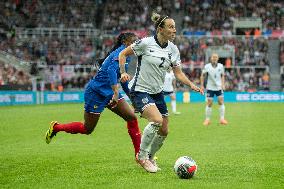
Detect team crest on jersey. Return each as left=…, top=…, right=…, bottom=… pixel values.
left=168, top=53, right=172, bottom=60
left=142, top=97, right=149, bottom=104
left=94, top=105, right=98, bottom=109
left=135, top=39, right=142, bottom=45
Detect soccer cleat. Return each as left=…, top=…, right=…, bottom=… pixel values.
left=220, top=119, right=228, bottom=125
left=149, top=158, right=161, bottom=171
left=45, top=121, right=58, bottom=144
left=203, top=119, right=210, bottom=126
left=137, top=159, right=158, bottom=173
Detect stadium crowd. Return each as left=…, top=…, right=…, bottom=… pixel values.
left=0, top=34, right=271, bottom=91
left=1, top=0, right=282, bottom=33
left=175, top=36, right=269, bottom=66
left=0, top=0, right=101, bottom=29
left=182, top=0, right=283, bottom=34
left=0, top=0, right=283, bottom=91
left=0, top=60, right=31, bottom=86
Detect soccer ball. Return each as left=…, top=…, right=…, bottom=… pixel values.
left=174, top=156, right=197, bottom=179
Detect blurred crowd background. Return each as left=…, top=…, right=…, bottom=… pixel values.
left=0, top=0, right=283, bottom=91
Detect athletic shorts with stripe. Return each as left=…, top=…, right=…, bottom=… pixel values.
left=129, top=91, right=168, bottom=117
left=206, top=90, right=223, bottom=98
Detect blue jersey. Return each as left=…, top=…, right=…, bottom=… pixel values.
left=88, top=44, right=130, bottom=97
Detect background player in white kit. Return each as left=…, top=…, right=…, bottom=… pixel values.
left=119, top=12, right=203, bottom=173
left=163, top=69, right=181, bottom=115
left=200, top=53, right=228, bottom=126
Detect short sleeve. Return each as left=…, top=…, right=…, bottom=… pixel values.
left=172, top=46, right=181, bottom=67
left=202, top=65, right=208, bottom=74
left=130, top=38, right=147, bottom=56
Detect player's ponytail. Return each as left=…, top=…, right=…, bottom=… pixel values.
left=151, top=12, right=169, bottom=30
left=97, top=32, right=135, bottom=67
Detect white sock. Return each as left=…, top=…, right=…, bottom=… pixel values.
left=219, top=104, right=225, bottom=120
left=205, top=106, right=212, bottom=120
left=149, top=134, right=167, bottom=160
left=138, top=122, right=160, bottom=160
left=171, top=100, right=177, bottom=112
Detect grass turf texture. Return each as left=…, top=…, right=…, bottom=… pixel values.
left=0, top=103, right=283, bottom=188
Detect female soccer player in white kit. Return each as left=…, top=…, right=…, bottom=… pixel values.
left=119, top=12, right=203, bottom=173
left=163, top=69, right=181, bottom=114
left=200, top=53, right=228, bottom=126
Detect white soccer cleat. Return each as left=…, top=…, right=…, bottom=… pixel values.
left=149, top=158, right=161, bottom=171
left=137, top=159, right=158, bottom=173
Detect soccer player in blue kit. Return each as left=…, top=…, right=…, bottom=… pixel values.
left=45, top=33, right=141, bottom=157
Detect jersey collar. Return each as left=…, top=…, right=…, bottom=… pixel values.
left=154, top=35, right=168, bottom=49
left=210, top=62, right=218, bottom=68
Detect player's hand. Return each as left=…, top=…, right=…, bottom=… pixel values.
left=120, top=73, right=130, bottom=83
left=108, top=93, right=119, bottom=108
left=190, top=84, right=204, bottom=95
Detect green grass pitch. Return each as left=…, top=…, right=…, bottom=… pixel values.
left=0, top=102, right=284, bottom=188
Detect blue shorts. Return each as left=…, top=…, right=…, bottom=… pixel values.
left=84, top=85, right=123, bottom=113
left=206, top=90, right=223, bottom=99
left=163, top=91, right=174, bottom=96
left=129, top=91, right=168, bottom=117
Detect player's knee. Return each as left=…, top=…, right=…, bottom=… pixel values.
left=159, top=127, right=168, bottom=136
left=218, top=99, right=224, bottom=105
left=125, top=113, right=137, bottom=121
left=151, top=117, right=163, bottom=125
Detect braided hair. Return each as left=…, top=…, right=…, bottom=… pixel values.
left=97, top=32, right=136, bottom=66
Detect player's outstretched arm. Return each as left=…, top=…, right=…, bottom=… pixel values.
left=173, top=66, right=204, bottom=95
left=119, top=46, right=134, bottom=83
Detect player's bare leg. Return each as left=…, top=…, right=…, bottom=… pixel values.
left=218, top=96, right=227, bottom=125
left=84, top=112, right=101, bottom=133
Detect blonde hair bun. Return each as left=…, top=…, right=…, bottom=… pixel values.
left=151, top=12, right=161, bottom=23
